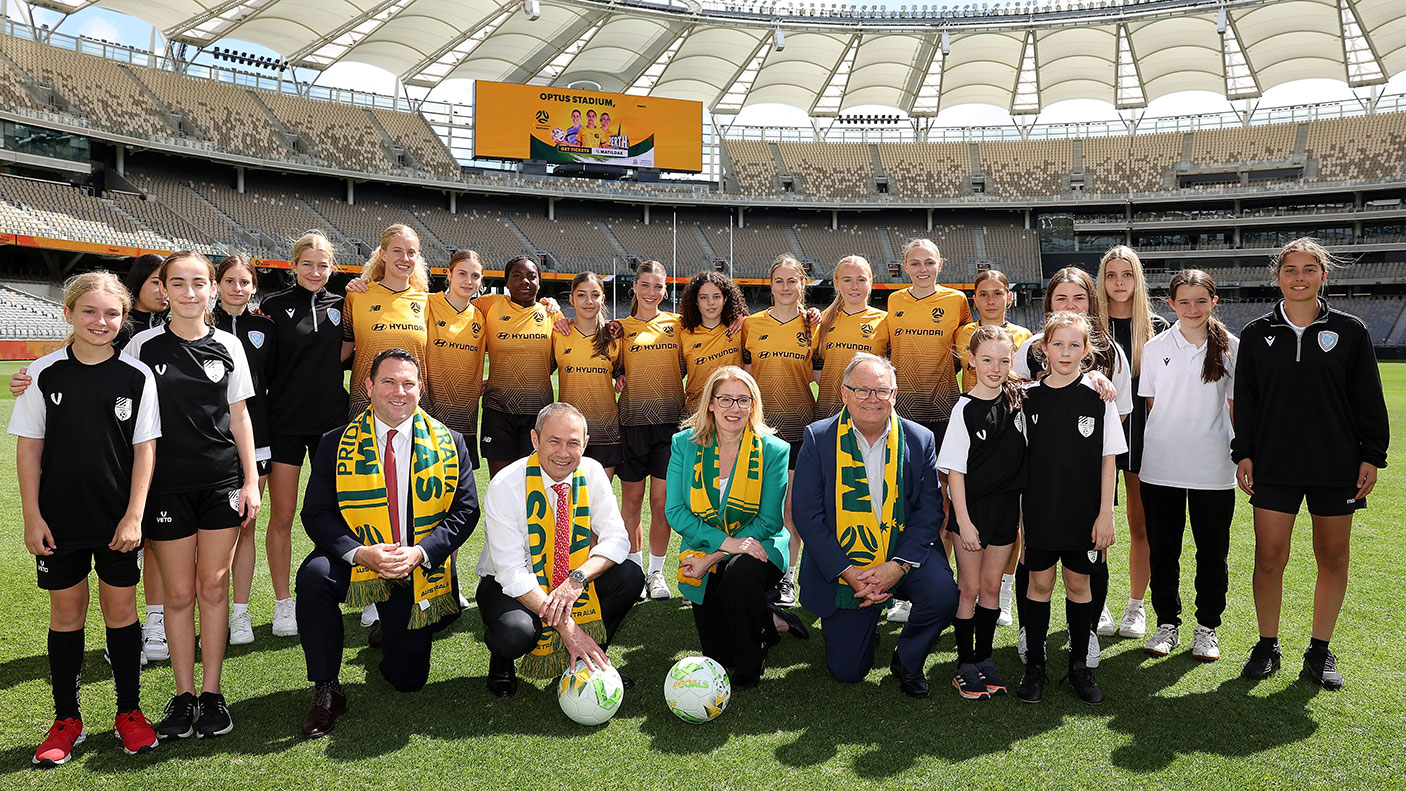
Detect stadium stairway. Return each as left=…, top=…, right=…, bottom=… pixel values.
left=782, top=226, right=806, bottom=263
left=244, top=89, right=302, bottom=157
left=1389, top=305, right=1406, bottom=346
left=300, top=198, right=366, bottom=256
left=501, top=215, right=539, bottom=255
left=116, top=63, right=187, bottom=138
left=692, top=225, right=718, bottom=261
left=597, top=222, right=630, bottom=259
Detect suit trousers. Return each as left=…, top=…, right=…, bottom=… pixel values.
left=690, top=554, right=784, bottom=679
left=476, top=561, right=645, bottom=662
left=820, top=559, right=958, bottom=683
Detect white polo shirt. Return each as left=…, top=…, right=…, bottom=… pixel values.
left=1137, top=322, right=1240, bottom=490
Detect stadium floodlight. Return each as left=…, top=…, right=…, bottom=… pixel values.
left=524, top=0, right=541, bottom=21
left=941, top=29, right=951, bottom=55
left=774, top=26, right=785, bottom=50
left=1216, top=6, right=1227, bottom=34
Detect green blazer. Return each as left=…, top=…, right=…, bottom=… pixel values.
left=664, top=428, right=791, bottom=605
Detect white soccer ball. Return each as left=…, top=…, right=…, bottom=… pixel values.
left=664, top=656, right=730, bottom=724
left=557, top=660, right=625, bottom=726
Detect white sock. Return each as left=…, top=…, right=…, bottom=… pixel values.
left=146, top=604, right=164, bottom=617
left=627, top=552, right=644, bottom=570
left=1128, top=597, right=1144, bottom=609
left=275, top=596, right=293, bottom=605
left=232, top=603, right=249, bottom=617
left=648, top=554, right=666, bottom=576
left=1001, top=573, right=1015, bottom=590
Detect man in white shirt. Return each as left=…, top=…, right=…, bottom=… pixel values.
left=295, top=349, right=478, bottom=737
left=476, top=402, right=642, bottom=697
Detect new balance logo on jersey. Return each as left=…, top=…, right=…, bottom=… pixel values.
left=1318, top=331, right=1339, bottom=352
left=228, top=490, right=242, bottom=512
left=327, top=308, right=342, bottom=326
left=114, top=397, right=133, bottom=421
left=1265, top=336, right=1276, bottom=346
left=248, top=330, right=266, bottom=349
left=499, top=315, right=511, bottom=321
left=371, top=305, right=383, bottom=312
left=437, top=321, right=447, bottom=327
left=49, top=392, right=62, bottom=405
left=1077, top=416, right=1095, bottom=437
left=155, top=365, right=167, bottom=376
left=758, top=334, right=769, bottom=341
left=156, top=511, right=173, bottom=524
left=895, top=311, right=905, bottom=318
left=202, top=360, right=225, bottom=383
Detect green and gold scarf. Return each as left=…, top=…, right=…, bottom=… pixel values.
left=833, top=407, right=905, bottom=610
left=678, top=424, right=765, bottom=587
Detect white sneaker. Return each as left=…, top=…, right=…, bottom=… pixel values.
left=1017, top=625, right=1028, bottom=664
left=645, top=570, right=671, bottom=601
left=271, top=598, right=298, bottom=638
left=1085, top=631, right=1101, bottom=668
left=1143, top=624, right=1180, bottom=657
left=142, top=613, right=169, bottom=662
left=360, top=604, right=379, bottom=628
left=775, top=570, right=797, bottom=608
left=458, top=592, right=471, bottom=609
left=886, top=599, right=912, bottom=623
left=1190, top=625, right=1220, bottom=662
left=1096, top=604, right=1117, bottom=637
left=228, top=610, right=254, bottom=646
left=1118, top=602, right=1147, bottom=638
left=997, top=578, right=1015, bottom=626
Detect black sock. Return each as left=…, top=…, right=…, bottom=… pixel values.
left=1258, top=635, right=1279, bottom=649
left=1022, top=597, right=1050, bottom=665
left=106, top=622, right=142, bottom=714
left=974, top=604, right=1000, bottom=664
left=1090, top=558, right=1109, bottom=632
left=1309, top=637, right=1330, bottom=652
left=48, top=628, right=84, bottom=720
left=1067, top=599, right=1095, bottom=670
left=954, top=616, right=975, bottom=666
left=1015, top=562, right=1028, bottom=624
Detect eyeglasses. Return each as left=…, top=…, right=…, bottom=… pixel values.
left=712, top=395, right=754, bottom=409
left=843, top=385, right=897, bottom=401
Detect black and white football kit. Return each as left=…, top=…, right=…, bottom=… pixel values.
left=260, top=284, right=348, bottom=466
left=214, top=303, right=276, bottom=475
left=937, top=393, right=1026, bottom=547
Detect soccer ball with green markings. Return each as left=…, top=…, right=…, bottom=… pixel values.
left=557, top=660, right=625, bottom=726
left=664, top=656, right=730, bottom=724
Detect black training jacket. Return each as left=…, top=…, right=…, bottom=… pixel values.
left=213, top=303, right=275, bottom=450
left=1231, top=298, right=1389, bottom=487
left=260, top=284, right=349, bottom=437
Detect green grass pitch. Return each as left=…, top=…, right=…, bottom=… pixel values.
left=0, top=360, right=1401, bottom=790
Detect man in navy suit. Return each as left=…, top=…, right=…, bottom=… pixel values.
left=294, top=349, right=478, bottom=736
left=792, top=353, right=958, bottom=697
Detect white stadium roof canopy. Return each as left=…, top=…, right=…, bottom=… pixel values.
left=26, top=0, right=1406, bottom=116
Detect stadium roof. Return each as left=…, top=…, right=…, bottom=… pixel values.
left=30, top=0, right=1406, bottom=115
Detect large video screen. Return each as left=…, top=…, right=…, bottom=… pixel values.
left=473, top=81, right=703, bottom=172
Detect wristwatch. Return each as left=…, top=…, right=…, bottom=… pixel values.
left=896, top=560, right=914, bottom=575
left=568, top=569, right=587, bottom=585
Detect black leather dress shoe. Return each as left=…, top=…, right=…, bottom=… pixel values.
left=367, top=621, right=383, bottom=649
left=890, top=648, right=930, bottom=698
left=487, top=655, right=518, bottom=698
left=302, top=683, right=347, bottom=738
left=618, top=673, right=635, bottom=690
left=768, top=603, right=811, bottom=641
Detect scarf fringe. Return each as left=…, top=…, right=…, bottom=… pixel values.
left=518, top=620, right=608, bottom=680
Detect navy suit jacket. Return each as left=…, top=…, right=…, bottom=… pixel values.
left=792, top=413, right=945, bottom=618
left=301, top=423, right=479, bottom=571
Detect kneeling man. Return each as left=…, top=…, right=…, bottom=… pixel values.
left=476, top=402, right=644, bottom=696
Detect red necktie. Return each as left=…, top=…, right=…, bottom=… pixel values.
left=551, top=482, right=571, bottom=587
left=385, top=429, right=401, bottom=545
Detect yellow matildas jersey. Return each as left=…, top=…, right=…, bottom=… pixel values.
left=618, top=312, right=685, bottom=427
left=681, top=323, right=744, bottom=414
left=343, top=283, right=428, bottom=417
left=955, top=320, right=1033, bottom=391
left=554, top=326, right=621, bottom=446
left=887, top=286, right=972, bottom=423
left=814, top=306, right=889, bottom=420
left=424, top=292, right=486, bottom=438
left=741, top=309, right=817, bottom=443
left=476, top=293, right=559, bottom=415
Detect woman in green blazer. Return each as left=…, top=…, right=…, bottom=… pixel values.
left=665, top=365, right=809, bottom=691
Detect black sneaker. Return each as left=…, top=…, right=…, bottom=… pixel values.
left=155, top=693, right=198, bottom=740
left=976, top=658, right=1007, bottom=696
left=1064, top=664, right=1104, bottom=705
left=195, top=692, right=233, bottom=738
left=1300, top=646, right=1345, bottom=691
left=1241, top=639, right=1282, bottom=680
left=952, top=663, right=991, bottom=700
left=1016, top=663, right=1046, bottom=703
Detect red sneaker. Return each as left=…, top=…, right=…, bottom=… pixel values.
left=33, top=717, right=85, bottom=767
left=113, top=710, right=159, bottom=756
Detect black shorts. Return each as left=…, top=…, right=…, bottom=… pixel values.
left=37, top=545, right=140, bottom=590
left=787, top=440, right=803, bottom=472
left=256, top=458, right=271, bottom=477
left=480, top=407, right=536, bottom=463
left=916, top=420, right=949, bottom=455
left=271, top=433, right=325, bottom=467
left=585, top=442, right=623, bottom=470
left=1024, top=546, right=1101, bottom=576
left=619, top=423, right=676, bottom=482
left=461, top=433, right=481, bottom=472
left=946, top=492, right=1020, bottom=547
left=144, top=486, right=244, bottom=541
left=1251, top=484, right=1366, bottom=518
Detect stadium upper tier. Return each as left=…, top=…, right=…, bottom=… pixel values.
left=1, top=28, right=1405, bottom=207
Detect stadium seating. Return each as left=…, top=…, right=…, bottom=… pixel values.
left=1, top=34, right=169, bottom=138
left=776, top=142, right=873, bottom=198
left=368, top=108, right=460, bottom=179
left=0, top=174, right=169, bottom=249
left=1080, top=131, right=1181, bottom=194
left=875, top=142, right=970, bottom=198
left=722, top=140, right=780, bottom=194
left=258, top=92, right=393, bottom=173
left=0, top=284, right=67, bottom=339
left=127, top=64, right=288, bottom=159
left=1191, top=124, right=1297, bottom=165
left=980, top=139, right=1071, bottom=197
left=1306, top=115, right=1406, bottom=182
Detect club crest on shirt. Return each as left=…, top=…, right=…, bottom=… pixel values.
left=1318, top=331, right=1339, bottom=352
left=1087, top=550, right=1100, bottom=564
left=202, top=359, right=226, bottom=383
left=114, top=397, right=133, bottom=421
left=1077, top=415, right=1095, bottom=438
left=931, top=307, right=944, bottom=320
left=327, top=308, right=342, bottom=326
left=248, top=330, right=266, bottom=349
left=1014, top=412, right=1026, bottom=432
left=410, top=302, right=422, bottom=315
left=228, top=489, right=242, bottom=512
left=860, top=323, right=874, bottom=337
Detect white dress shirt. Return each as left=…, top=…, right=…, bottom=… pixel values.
left=851, top=417, right=920, bottom=568
left=342, top=414, right=416, bottom=566
left=476, top=455, right=630, bottom=599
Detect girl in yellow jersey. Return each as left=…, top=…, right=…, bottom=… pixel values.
left=953, top=268, right=1032, bottom=627
left=888, top=238, right=973, bottom=442
left=813, top=255, right=889, bottom=421
left=741, top=254, right=820, bottom=607
left=341, top=224, right=429, bottom=418
left=617, top=260, right=685, bottom=600
left=424, top=250, right=488, bottom=470
left=679, top=271, right=746, bottom=414
left=476, top=256, right=561, bottom=477
left=554, top=271, right=622, bottom=476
